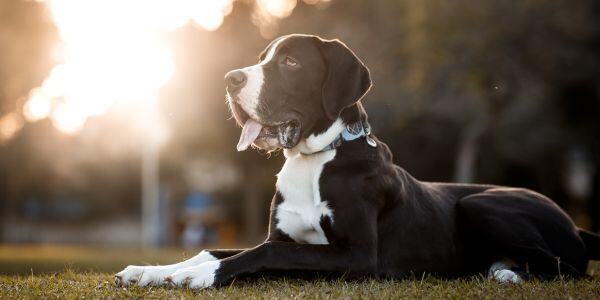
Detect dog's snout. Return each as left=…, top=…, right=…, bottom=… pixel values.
left=225, top=70, right=247, bottom=94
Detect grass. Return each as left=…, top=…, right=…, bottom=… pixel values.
left=1, top=245, right=600, bottom=299
left=2, top=270, right=600, bottom=299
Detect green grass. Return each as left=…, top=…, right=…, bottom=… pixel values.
left=1, top=245, right=599, bottom=299
left=1, top=270, right=600, bottom=299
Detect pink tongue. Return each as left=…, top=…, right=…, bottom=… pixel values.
left=237, top=119, right=263, bottom=151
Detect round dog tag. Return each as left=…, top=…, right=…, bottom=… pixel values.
left=366, top=136, right=377, bottom=148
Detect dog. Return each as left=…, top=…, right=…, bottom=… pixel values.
left=116, top=34, right=600, bottom=288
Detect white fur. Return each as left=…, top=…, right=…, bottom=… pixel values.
left=237, top=66, right=263, bottom=120
left=286, top=118, right=346, bottom=156
left=489, top=259, right=521, bottom=283
left=168, top=260, right=220, bottom=289
left=237, top=36, right=288, bottom=120
left=275, top=120, right=345, bottom=244
left=115, top=250, right=217, bottom=286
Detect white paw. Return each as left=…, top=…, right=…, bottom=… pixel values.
left=492, top=269, right=522, bottom=284
left=115, top=250, right=218, bottom=287
left=166, top=260, right=221, bottom=289
left=115, top=265, right=174, bottom=286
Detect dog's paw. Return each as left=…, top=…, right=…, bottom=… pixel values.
left=165, top=260, right=221, bottom=289
left=492, top=269, right=522, bottom=284
left=115, top=265, right=173, bottom=287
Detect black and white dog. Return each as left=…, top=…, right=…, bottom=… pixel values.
left=116, top=34, right=600, bottom=288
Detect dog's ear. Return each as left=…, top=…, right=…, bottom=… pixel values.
left=319, top=38, right=372, bottom=120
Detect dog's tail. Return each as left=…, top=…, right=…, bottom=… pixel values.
left=579, top=229, right=600, bottom=260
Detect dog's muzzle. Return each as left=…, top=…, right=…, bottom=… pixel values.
left=228, top=96, right=301, bottom=152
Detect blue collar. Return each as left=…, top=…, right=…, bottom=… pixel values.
left=318, top=121, right=377, bottom=153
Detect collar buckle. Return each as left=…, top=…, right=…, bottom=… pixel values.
left=318, top=120, right=376, bottom=153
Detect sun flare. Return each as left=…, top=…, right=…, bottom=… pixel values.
left=22, top=0, right=236, bottom=134
left=20, top=0, right=331, bottom=136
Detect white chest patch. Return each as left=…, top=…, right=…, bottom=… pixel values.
left=275, top=150, right=336, bottom=244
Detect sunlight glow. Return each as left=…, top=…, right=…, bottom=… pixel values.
left=50, top=102, right=88, bottom=134
left=23, top=89, right=52, bottom=122
left=23, top=0, right=236, bottom=135
left=259, top=0, right=297, bottom=18
left=252, top=0, right=331, bottom=38
left=0, top=113, right=24, bottom=144
left=20, top=0, right=331, bottom=136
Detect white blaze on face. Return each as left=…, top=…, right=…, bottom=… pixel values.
left=235, top=36, right=288, bottom=151
left=236, top=67, right=263, bottom=121
left=237, top=36, right=287, bottom=120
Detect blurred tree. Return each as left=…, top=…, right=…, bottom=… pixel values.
left=1, top=0, right=599, bottom=244
left=0, top=0, right=57, bottom=236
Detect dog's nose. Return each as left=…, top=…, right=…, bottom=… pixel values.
left=225, top=70, right=247, bottom=93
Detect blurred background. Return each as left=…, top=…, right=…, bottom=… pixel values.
left=0, top=0, right=599, bottom=274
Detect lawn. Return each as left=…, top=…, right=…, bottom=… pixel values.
left=1, top=246, right=599, bottom=299
left=2, top=270, right=600, bottom=299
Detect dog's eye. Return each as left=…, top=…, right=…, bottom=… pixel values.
left=285, top=56, right=298, bottom=67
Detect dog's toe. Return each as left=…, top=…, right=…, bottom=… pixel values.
left=115, top=265, right=145, bottom=286
left=167, top=260, right=220, bottom=289
left=116, top=265, right=179, bottom=287
left=493, top=269, right=522, bottom=284
left=114, top=275, right=123, bottom=287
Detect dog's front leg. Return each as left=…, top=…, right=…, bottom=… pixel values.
left=167, top=241, right=376, bottom=289
left=115, top=249, right=244, bottom=286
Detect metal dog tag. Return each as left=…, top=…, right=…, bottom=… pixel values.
left=366, top=136, right=377, bottom=148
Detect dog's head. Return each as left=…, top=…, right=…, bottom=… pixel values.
left=225, top=34, right=371, bottom=152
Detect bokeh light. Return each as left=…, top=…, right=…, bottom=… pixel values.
left=21, top=0, right=237, bottom=135
left=0, top=112, right=24, bottom=143
left=18, top=0, right=330, bottom=137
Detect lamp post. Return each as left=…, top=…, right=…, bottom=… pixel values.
left=141, top=102, right=161, bottom=247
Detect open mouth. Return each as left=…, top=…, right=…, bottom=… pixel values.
left=230, top=101, right=284, bottom=151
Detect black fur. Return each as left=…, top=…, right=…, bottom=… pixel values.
left=210, top=34, right=600, bottom=287
left=319, top=38, right=372, bottom=120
